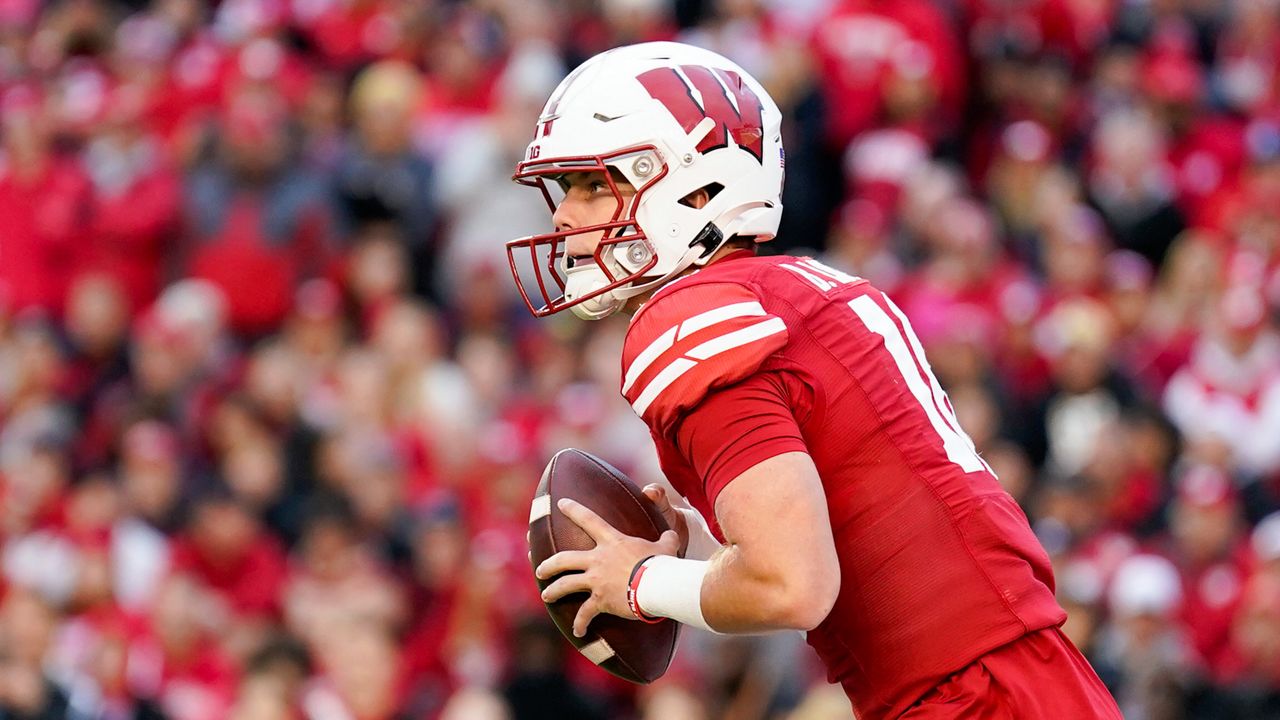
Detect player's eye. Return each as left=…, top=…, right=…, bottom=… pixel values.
left=589, top=180, right=609, bottom=194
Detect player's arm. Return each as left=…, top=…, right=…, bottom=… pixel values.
left=694, top=450, right=840, bottom=632
left=539, top=451, right=839, bottom=634
left=538, top=368, right=840, bottom=635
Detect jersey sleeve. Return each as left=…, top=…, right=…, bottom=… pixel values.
left=620, top=281, right=789, bottom=433
left=672, top=370, right=811, bottom=510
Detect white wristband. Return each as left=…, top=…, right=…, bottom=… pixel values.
left=634, top=555, right=721, bottom=633
left=680, top=506, right=723, bottom=561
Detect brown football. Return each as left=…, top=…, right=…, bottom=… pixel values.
left=528, top=448, right=680, bottom=684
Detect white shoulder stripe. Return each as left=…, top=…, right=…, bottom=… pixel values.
left=622, top=301, right=765, bottom=394
left=631, top=316, right=787, bottom=416
left=686, top=316, right=787, bottom=360
left=632, top=358, right=697, bottom=416
left=622, top=326, right=677, bottom=394
left=677, top=301, right=765, bottom=340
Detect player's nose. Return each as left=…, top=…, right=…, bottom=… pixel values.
left=552, top=197, right=578, bottom=234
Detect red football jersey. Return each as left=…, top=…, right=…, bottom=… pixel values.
left=620, top=252, right=1066, bottom=720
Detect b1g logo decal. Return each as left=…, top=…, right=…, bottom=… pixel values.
left=638, top=65, right=765, bottom=163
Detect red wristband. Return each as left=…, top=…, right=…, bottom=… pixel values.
left=627, top=556, right=663, bottom=624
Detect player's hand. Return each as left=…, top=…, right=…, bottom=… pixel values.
left=535, top=498, right=681, bottom=637
left=642, top=484, right=692, bottom=558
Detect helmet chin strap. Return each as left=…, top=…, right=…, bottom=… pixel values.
left=563, top=221, right=731, bottom=320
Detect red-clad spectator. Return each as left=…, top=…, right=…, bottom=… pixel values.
left=964, top=0, right=1116, bottom=69
left=983, top=120, right=1065, bottom=249
left=1164, top=286, right=1280, bottom=477
left=170, top=491, right=288, bottom=623
left=1160, top=466, right=1252, bottom=681
left=1215, top=0, right=1280, bottom=118
left=184, top=85, right=334, bottom=336
left=130, top=574, right=239, bottom=720
left=0, top=86, right=94, bottom=316
left=80, top=84, right=182, bottom=313
left=812, top=0, right=965, bottom=149
left=293, top=0, right=410, bottom=72
left=283, top=496, right=405, bottom=651
left=62, top=275, right=132, bottom=422
left=1039, top=204, right=1112, bottom=307
left=1141, top=50, right=1248, bottom=228
left=894, top=198, right=1029, bottom=338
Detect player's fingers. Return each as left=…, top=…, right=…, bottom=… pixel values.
left=557, top=499, right=617, bottom=542
left=642, top=484, right=670, bottom=510
left=541, top=572, right=590, bottom=603
left=535, top=550, right=590, bottom=580
left=573, top=596, right=600, bottom=638
left=657, top=529, right=681, bottom=554
left=643, top=484, right=682, bottom=526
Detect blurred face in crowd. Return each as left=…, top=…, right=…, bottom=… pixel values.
left=347, top=228, right=409, bottom=310
left=12, top=323, right=64, bottom=400
left=224, top=88, right=289, bottom=179
left=457, top=334, right=517, bottom=411
left=154, top=575, right=209, bottom=655
left=345, top=456, right=403, bottom=534
left=337, top=349, right=391, bottom=426
left=1043, top=208, right=1107, bottom=294
left=190, top=500, right=258, bottom=566
left=414, top=516, right=468, bottom=589
left=1172, top=499, right=1241, bottom=564
left=0, top=590, right=55, bottom=667
left=301, top=515, right=356, bottom=581
left=223, top=440, right=284, bottom=510
left=4, top=447, right=68, bottom=529
left=323, top=621, right=399, bottom=720
left=66, top=274, right=129, bottom=358
left=122, top=445, right=179, bottom=527
left=245, top=344, right=300, bottom=425
left=351, top=64, right=420, bottom=157
left=229, top=675, right=292, bottom=720
left=948, top=383, right=1001, bottom=453
left=1233, top=575, right=1280, bottom=682
left=131, top=326, right=187, bottom=399
left=984, top=442, right=1033, bottom=505
left=208, top=396, right=269, bottom=458
left=1157, top=233, right=1222, bottom=309
left=0, top=95, right=50, bottom=174
left=372, top=300, right=442, bottom=375
left=440, top=688, right=512, bottom=720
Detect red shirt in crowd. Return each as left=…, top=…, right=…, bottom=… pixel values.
left=0, top=156, right=93, bottom=314
left=620, top=253, right=1067, bottom=720
left=170, top=532, right=288, bottom=619
left=812, top=0, right=965, bottom=149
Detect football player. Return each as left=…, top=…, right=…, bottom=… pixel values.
left=509, top=42, right=1122, bottom=719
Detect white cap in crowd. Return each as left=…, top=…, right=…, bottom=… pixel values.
left=1109, top=554, right=1183, bottom=619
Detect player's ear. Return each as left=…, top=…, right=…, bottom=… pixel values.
left=680, top=188, right=711, bottom=209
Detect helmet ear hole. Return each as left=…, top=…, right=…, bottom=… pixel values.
left=678, top=182, right=724, bottom=209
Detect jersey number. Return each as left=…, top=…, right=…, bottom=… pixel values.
left=848, top=294, right=993, bottom=475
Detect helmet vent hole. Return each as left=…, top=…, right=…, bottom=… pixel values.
left=678, top=182, right=724, bottom=208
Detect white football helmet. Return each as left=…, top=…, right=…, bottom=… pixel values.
left=507, top=41, right=785, bottom=320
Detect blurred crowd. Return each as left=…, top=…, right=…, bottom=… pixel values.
left=3, top=0, right=1280, bottom=718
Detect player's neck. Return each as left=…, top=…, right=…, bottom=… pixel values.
left=623, top=244, right=752, bottom=315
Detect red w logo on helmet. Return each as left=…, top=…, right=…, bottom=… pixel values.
left=638, top=65, right=765, bottom=163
